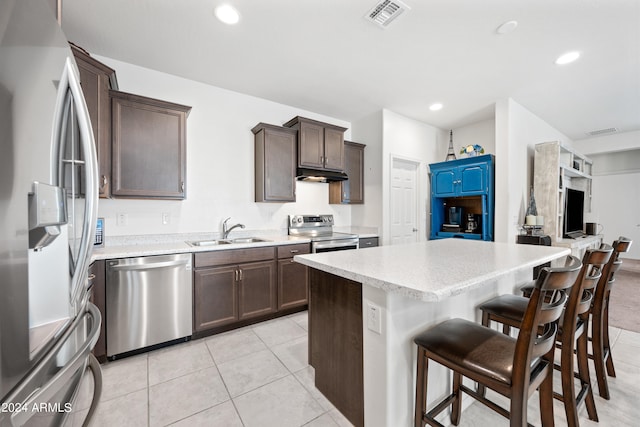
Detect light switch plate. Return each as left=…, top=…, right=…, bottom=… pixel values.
left=367, top=302, right=382, bottom=334
left=116, top=212, right=128, bottom=226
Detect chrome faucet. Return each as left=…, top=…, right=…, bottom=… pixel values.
left=222, top=217, right=245, bottom=239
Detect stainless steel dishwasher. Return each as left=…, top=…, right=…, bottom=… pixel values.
left=106, top=253, right=193, bottom=358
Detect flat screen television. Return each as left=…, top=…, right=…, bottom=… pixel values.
left=564, top=188, right=585, bottom=238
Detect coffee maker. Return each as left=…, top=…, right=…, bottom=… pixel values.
left=442, top=206, right=464, bottom=232
left=465, top=213, right=482, bottom=233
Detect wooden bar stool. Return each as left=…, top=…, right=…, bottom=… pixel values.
left=479, top=246, right=612, bottom=427
left=413, top=255, right=581, bottom=427
left=589, top=237, right=632, bottom=399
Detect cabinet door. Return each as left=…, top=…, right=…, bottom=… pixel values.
left=278, top=259, right=309, bottom=310
left=330, top=142, right=364, bottom=204
left=298, top=121, right=324, bottom=168
left=194, top=266, right=238, bottom=331
left=72, top=48, right=114, bottom=198
left=111, top=91, right=190, bottom=199
left=238, top=261, right=277, bottom=320
left=254, top=125, right=296, bottom=202
left=432, top=169, right=457, bottom=197
left=459, top=163, right=488, bottom=195
left=323, top=127, right=345, bottom=171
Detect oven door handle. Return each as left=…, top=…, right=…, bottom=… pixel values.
left=314, top=240, right=359, bottom=251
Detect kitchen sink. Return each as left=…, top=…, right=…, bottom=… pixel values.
left=186, top=237, right=270, bottom=247
left=229, top=237, right=270, bottom=244
left=186, top=240, right=231, bottom=247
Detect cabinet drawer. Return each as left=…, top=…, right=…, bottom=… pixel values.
left=277, top=243, right=311, bottom=259
left=359, top=237, right=379, bottom=248
left=194, top=247, right=275, bottom=268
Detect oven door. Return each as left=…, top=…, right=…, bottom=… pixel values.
left=312, top=239, right=359, bottom=253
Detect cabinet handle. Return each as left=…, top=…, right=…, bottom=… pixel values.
left=234, top=269, right=238, bottom=281
left=181, top=181, right=185, bottom=192
left=290, top=249, right=299, bottom=254
left=238, top=268, right=243, bottom=281
left=101, top=175, right=108, bottom=188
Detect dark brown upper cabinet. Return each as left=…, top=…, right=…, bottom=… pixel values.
left=110, top=91, right=191, bottom=199
left=330, top=141, right=365, bottom=204
left=283, top=116, right=347, bottom=172
left=252, top=123, right=297, bottom=202
left=71, top=44, right=118, bottom=198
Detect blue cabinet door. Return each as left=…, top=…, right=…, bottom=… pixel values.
left=432, top=169, right=457, bottom=197
left=459, top=163, right=488, bottom=195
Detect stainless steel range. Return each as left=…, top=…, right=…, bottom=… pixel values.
left=288, top=215, right=359, bottom=253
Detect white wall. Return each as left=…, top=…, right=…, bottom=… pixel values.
left=590, top=173, right=640, bottom=259
left=95, top=56, right=353, bottom=237
left=381, top=110, right=444, bottom=245
left=451, top=118, right=496, bottom=157
left=574, top=129, right=640, bottom=155
left=351, top=111, right=383, bottom=231
left=575, top=130, right=640, bottom=259
left=494, top=98, right=572, bottom=243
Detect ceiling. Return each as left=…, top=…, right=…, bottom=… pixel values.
left=61, top=0, right=640, bottom=142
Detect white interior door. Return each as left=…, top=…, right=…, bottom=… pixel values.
left=390, top=157, right=419, bottom=245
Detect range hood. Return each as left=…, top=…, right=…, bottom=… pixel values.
left=296, top=168, right=348, bottom=182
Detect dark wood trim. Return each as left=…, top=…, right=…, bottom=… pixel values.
left=309, top=268, right=364, bottom=427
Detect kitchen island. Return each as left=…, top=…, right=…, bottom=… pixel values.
left=294, top=239, right=570, bottom=427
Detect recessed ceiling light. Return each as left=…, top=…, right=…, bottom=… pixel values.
left=214, top=4, right=240, bottom=25
left=555, top=51, right=580, bottom=65
left=496, top=20, right=518, bottom=35
left=429, top=103, right=443, bottom=111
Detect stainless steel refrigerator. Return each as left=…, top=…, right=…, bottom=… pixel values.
left=0, top=0, right=102, bottom=425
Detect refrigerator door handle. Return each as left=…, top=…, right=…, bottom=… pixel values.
left=53, top=58, right=99, bottom=311
left=6, top=303, right=101, bottom=426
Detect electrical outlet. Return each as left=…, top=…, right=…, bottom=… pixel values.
left=162, top=212, right=170, bottom=225
left=367, top=302, right=382, bottom=334
left=116, top=212, right=128, bottom=226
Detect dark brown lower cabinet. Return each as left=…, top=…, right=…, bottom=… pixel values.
left=238, top=260, right=277, bottom=320
left=88, top=260, right=107, bottom=362
left=277, top=243, right=310, bottom=310
left=194, top=266, right=238, bottom=331
left=193, top=247, right=277, bottom=333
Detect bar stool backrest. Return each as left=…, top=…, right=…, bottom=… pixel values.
left=519, top=255, right=582, bottom=365
left=597, top=237, right=633, bottom=298
left=575, top=244, right=613, bottom=318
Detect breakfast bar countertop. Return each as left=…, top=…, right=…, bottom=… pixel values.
left=297, top=239, right=571, bottom=427
left=294, top=239, right=570, bottom=302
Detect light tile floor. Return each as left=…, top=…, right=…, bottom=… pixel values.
left=73, top=312, right=640, bottom=426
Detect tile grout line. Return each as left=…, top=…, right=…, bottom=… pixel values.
left=203, top=332, right=247, bottom=427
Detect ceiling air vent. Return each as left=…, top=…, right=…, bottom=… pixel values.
left=585, top=127, right=618, bottom=137
left=365, top=0, right=410, bottom=28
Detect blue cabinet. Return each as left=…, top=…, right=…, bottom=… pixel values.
left=429, top=154, right=495, bottom=241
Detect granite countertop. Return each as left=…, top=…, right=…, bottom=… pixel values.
left=90, top=231, right=311, bottom=261
left=294, top=239, right=570, bottom=302
left=91, top=227, right=380, bottom=260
